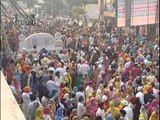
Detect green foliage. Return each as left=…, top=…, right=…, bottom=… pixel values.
left=26, top=0, right=38, bottom=9
left=71, top=6, right=85, bottom=17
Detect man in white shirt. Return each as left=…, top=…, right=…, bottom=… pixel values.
left=136, top=86, right=145, bottom=105
left=55, top=62, right=66, bottom=79
left=89, top=36, right=94, bottom=45
left=32, top=59, right=41, bottom=72
left=46, top=77, right=58, bottom=96
left=123, top=105, right=133, bottom=120
left=85, top=81, right=94, bottom=101
left=77, top=96, right=85, bottom=120
left=76, top=86, right=85, bottom=104
left=96, top=102, right=105, bottom=120
left=79, top=59, right=90, bottom=75
left=27, top=94, right=39, bottom=120
left=66, top=37, right=72, bottom=47
left=98, top=60, right=105, bottom=73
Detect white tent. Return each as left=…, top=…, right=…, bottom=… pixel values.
left=19, top=33, right=63, bottom=52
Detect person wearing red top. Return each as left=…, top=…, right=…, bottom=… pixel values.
left=127, top=57, right=135, bottom=72
left=5, top=63, right=13, bottom=81
left=131, top=63, right=141, bottom=80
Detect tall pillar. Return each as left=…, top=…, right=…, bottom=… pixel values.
left=125, top=0, right=131, bottom=27
left=98, top=0, right=104, bottom=21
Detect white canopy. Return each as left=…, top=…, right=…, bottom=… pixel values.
left=19, top=33, right=63, bottom=51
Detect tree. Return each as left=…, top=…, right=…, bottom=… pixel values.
left=71, top=6, right=86, bottom=17
left=25, top=0, right=37, bottom=9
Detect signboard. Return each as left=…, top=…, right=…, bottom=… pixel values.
left=104, top=11, right=115, bottom=17
left=103, top=0, right=116, bottom=17
left=19, top=33, right=63, bottom=51
left=131, top=0, right=157, bottom=26
left=117, top=0, right=125, bottom=27
left=117, top=0, right=157, bottom=27
left=86, top=4, right=99, bottom=19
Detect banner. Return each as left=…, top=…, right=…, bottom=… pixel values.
left=117, top=0, right=125, bottom=27
left=103, top=0, right=116, bottom=17
left=117, top=0, right=157, bottom=27
left=131, top=0, right=157, bottom=26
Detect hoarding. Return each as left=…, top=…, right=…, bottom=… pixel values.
left=86, top=4, right=99, bottom=19
left=131, top=0, right=157, bottom=26
left=117, top=0, right=125, bottom=27
left=117, top=0, right=158, bottom=27
left=103, top=0, right=116, bottom=17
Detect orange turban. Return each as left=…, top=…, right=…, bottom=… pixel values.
left=124, top=53, right=128, bottom=58
left=126, top=57, right=131, bottom=62
left=23, top=86, right=30, bottom=93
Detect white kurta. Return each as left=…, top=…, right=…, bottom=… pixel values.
left=96, top=108, right=105, bottom=120
left=22, top=92, right=31, bottom=118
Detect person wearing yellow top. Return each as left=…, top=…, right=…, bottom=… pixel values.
left=139, top=106, right=148, bottom=120
left=143, top=85, right=149, bottom=94
left=115, top=76, right=121, bottom=90
left=35, top=106, right=43, bottom=120
left=65, top=73, right=72, bottom=91
left=65, top=67, right=72, bottom=91
left=107, top=101, right=120, bottom=119
left=149, top=110, right=158, bottom=120
left=16, top=62, right=22, bottom=73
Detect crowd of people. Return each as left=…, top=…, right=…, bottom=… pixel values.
left=1, top=13, right=159, bottom=120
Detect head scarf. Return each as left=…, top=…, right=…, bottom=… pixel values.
left=35, top=106, right=43, bottom=119
left=121, top=100, right=129, bottom=107
left=109, top=101, right=115, bottom=108
left=143, top=85, right=149, bottom=93
left=106, top=112, right=113, bottom=120
left=75, top=73, right=83, bottom=88
left=63, top=93, right=70, bottom=99
left=151, top=99, right=158, bottom=107
left=102, top=95, right=108, bottom=102
left=147, top=86, right=153, bottom=93
left=70, top=109, right=77, bottom=117
left=49, top=89, right=57, bottom=98
left=127, top=87, right=133, bottom=94
left=65, top=99, right=73, bottom=109
left=139, top=106, right=147, bottom=120
left=55, top=107, right=64, bottom=120
left=130, top=96, right=136, bottom=104
left=96, top=89, right=102, bottom=101
left=73, top=87, right=78, bottom=94
left=43, top=105, right=51, bottom=114
left=98, top=83, right=104, bottom=90
left=112, top=92, right=119, bottom=99
left=149, top=111, right=158, bottom=120
left=83, top=116, right=89, bottom=120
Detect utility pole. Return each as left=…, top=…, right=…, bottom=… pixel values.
left=98, top=0, right=104, bottom=21
left=52, top=0, right=56, bottom=18
left=115, top=0, right=118, bottom=25
left=68, top=0, right=72, bottom=17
